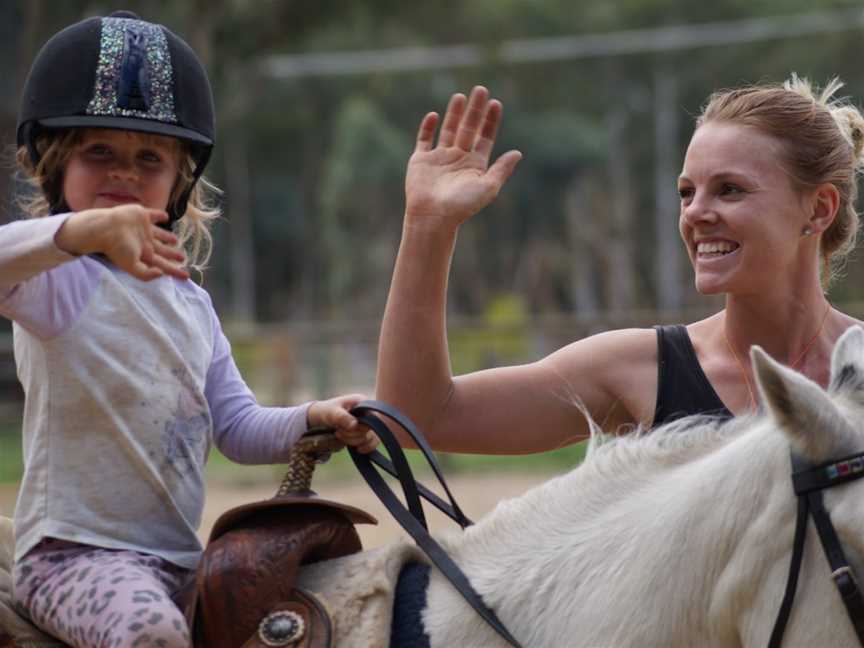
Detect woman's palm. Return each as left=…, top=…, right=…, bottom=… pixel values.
left=404, top=87, right=521, bottom=230
left=406, top=147, right=499, bottom=224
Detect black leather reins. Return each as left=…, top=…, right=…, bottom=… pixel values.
left=347, top=400, right=524, bottom=648
left=768, top=451, right=864, bottom=647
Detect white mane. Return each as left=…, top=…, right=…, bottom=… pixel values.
left=421, top=410, right=795, bottom=646
left=585, top=412, right=755, bottom=479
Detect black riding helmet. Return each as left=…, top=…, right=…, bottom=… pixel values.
left=16, top=10, right=215, bottom=226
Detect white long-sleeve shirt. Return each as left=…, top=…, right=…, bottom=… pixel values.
left=0, top=214, right=310, bottom=568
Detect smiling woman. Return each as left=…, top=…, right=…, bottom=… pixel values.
left=678, top=120, right=824, bottom=298
left=375, top=77, right=864, bottom=457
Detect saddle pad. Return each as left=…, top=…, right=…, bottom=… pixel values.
left=296, top=541, right=425, bottom=647
left=391, top=562, right=431, bottom=647
left=0, top=517, right=65, bottom=648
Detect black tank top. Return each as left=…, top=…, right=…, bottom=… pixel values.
left=653, top=325, right=732, bottom=427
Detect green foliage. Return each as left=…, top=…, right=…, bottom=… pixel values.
left=0, top=423, right=22, bottom=483
left=451, top=294, right=531, bottom=374
left=318, top=95, right=410, bottom=314
left=8, top=0, right=864, bottom=320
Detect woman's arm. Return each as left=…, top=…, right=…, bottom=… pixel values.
left=380, top=320, right=657, bottom=454
left=376, top=87, right=656, bottom=452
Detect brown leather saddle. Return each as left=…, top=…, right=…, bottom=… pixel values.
left=181, top=431, right=376, bottom=648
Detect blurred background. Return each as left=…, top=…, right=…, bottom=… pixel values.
left=2, top=0, right=864, bottom=541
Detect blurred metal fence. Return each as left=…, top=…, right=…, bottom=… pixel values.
left=220, top=306, right=730, bottom=407
left=5, top=301, right=864, bottom=433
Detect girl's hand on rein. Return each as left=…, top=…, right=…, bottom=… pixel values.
left=56, top=206, right=189, bottom=281
left=308, top=394, right=380, bottom=454
left=404, top=85, right=522, bottom=232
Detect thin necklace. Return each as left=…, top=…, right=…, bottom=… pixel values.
left=789, top=303, right=831, bottom=369
left=723, top=303, right=831, bottom=411
left=723, top=329, right=757, bottom=411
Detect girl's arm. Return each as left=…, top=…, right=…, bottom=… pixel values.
left=0, top=207, right=187, bottom=336
left=206, top=307, right=378, bottom=464
left=0, top=215, right=78, bottom=298
left=205, top=313, right=310, bottom=464
left=54, top=206, right=188, bottom=281
left=0, top=214, right=100, bottom=337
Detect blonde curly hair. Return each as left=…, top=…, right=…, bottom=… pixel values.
left=698, top=75, right=864, bottom=288
left=15, top=128, right=221, bottom=273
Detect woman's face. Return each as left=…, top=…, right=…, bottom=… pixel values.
left=62, top=129, right=180, bottom=213
left=677, top=121, right=812, bottom=295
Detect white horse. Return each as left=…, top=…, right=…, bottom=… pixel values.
left=4, top=327, right=864, bottom=647
left=421, top=326, right=864, bottom=647
left=299, top=325, right=864, bottom=647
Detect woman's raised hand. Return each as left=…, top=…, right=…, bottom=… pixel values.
left=405, top=86, right=522, bottom=231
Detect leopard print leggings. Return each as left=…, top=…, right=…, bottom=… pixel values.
left=12, top=538, right=192, bottom=648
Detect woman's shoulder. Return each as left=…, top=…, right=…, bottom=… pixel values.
left=547, top=327, right=660, bottom=386
left=829, top=311, right=864, bottom=350
left=835, top=311, right=864, bottom=329
left=579, top=327, right=660, bottom=359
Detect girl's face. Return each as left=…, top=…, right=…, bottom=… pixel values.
left=677, top=121, right=812, bottom=295
left=62, top=129, right=180, bottom=212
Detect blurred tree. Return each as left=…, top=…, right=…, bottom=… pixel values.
left=3, top=0, right=864, bottom=325
left=317, top=95, right=409, bottom=318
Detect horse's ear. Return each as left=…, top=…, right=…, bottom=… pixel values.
left=752, top=345, right=856, bottom=462
left=829, top=325, right=864, bottom=394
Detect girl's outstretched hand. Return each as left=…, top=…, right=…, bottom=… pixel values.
left=404, top=85, right=522, bottom=232
left=307, top=394, right=379, bottom=454
left=56, top=205, right=189, bottom=281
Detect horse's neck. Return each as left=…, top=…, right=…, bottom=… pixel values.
left=428, top=424, right=793, bottom=647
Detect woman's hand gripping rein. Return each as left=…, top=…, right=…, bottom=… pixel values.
left=404, top=85, right=522, bottom=233
left=55, top=205, right=190, bottom=281
left=308, top=394, right=380, bottom=454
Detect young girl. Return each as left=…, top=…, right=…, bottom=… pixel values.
left=3, top=11, right=376, bottom=648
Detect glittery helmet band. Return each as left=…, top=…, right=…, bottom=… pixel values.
left=17, top=10, right=215, bottom=226
left=86, top=17, right=178, bottom=126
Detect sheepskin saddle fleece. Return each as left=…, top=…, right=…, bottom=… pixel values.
left=1, top=516, right=425, bottom=648
left=295, top=541, right=426, bottom=648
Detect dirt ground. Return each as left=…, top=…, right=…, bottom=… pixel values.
left=202, top=471, right=554, bottom=547
left=0, top=471, right=556, bottom=549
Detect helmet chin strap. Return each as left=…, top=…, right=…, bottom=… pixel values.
left=164, top=144, right=212, bottom=229
left=24, top=124, right=41, bottom=170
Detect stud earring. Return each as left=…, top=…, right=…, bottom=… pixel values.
left=803, top=227, right=813, bottom=236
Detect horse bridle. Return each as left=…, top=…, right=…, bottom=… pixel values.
left=768, top=450, right=864, bottom=647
